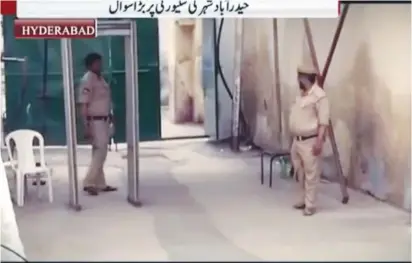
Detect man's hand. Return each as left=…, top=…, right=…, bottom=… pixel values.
left=312, top=139, right=323, bottom=156
left=109, top=114, right=114, bottom=124
left=109, top=121, right=115, bottom=137
left=313, top=125, right=327, bottom=156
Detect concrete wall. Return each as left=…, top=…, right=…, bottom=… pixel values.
left=159, top=19, right=205, bottom=124
left=240, top=4, right=411, bottom=209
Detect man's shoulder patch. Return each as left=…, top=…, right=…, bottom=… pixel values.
left=80, top=72, right=94, bottom=83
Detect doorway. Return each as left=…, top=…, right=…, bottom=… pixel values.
left=158, top=19, right=206, bottom=139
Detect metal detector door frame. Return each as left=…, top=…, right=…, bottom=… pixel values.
left=61, top=19, right=141, bottom=210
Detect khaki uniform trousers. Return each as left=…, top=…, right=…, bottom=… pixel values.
left=83, top=120, right=109, bottom=189
left=290, top=137, right=321, bottom=208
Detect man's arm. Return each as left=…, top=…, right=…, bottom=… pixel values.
left=80, top=104, right=89, bottom=127
left=108, top=84, right=114, bottom=122
left=316, top=96, right=330, bottom=144
left=78, top=79, right=93, bottom=128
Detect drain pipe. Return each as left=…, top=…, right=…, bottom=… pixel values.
left=272, top=18, right=283, bottom=146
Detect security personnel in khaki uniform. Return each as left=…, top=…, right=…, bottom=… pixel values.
left=78, top=53, right=117, bottom=196
left=289, top=64, right=330, bottom=216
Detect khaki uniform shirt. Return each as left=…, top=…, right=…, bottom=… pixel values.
left=289, top=84, right=330, bottom=136
left=77, top=71, right=112, bottom=116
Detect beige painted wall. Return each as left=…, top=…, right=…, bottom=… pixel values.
left=160, top=19, right=204, bottom=124
left=163, top=6, right=410, bottom=208
left=241, top=4, right=411, bottom=209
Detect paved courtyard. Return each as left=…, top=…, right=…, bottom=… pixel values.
left=161, top=106, right=205, bottom=138
left=7, top=140, right=411, bottom=261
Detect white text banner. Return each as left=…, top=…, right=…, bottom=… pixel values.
left=17, top=0, right=339, bottom=19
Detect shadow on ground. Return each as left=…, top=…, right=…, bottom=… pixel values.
left=7, top=140, right=411, bottom=261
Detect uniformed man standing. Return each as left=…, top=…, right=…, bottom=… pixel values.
left=78, top=53, right=117, bottom=196
left=289, top=64, right=330, bottom=216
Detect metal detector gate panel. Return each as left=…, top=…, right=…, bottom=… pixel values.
left=61, top=20, right=141, bottom=210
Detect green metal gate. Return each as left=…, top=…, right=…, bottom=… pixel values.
left=2, top=17, right=161, bottom=145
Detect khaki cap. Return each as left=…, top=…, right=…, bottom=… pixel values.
left=297, top=63, right=317, bottom=74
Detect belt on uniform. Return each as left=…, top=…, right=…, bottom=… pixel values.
left=295, top=134, right=318, bottom=141
left=87, top=116, right=109, bottom=121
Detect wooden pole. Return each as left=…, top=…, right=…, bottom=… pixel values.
left=272, top=18, right=283, bottom=147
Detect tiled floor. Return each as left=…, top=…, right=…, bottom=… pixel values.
left=8, top=140, right=411, bottom=261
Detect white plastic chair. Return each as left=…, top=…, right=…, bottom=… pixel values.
left=5, top=129, right=53, bottom=207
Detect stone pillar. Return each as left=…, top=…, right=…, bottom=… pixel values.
left=169, top=19, right=195, bottom=123
left=192, top=19, right=204, bottom=123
